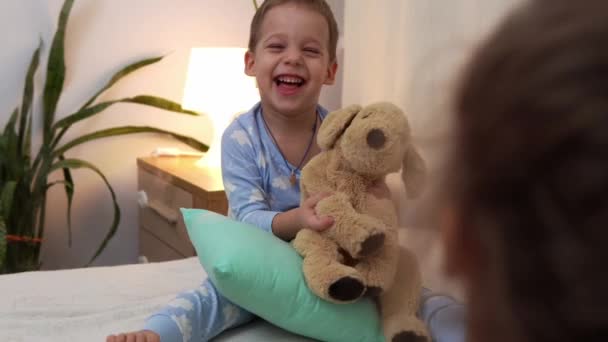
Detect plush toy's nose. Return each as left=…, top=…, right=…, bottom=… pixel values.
left=366, top=129, right=386, bottom=149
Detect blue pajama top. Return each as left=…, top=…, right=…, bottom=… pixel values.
left=220, top=102, right=328, bottom=233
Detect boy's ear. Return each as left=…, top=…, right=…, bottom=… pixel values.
left=244, top=50, right=255, bottom=76
left=324, top=61, right=338, bottom=85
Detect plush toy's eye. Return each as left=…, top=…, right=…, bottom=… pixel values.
left=367, top=129, right=386, bottom=149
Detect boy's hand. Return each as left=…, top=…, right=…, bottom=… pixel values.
left=272, top=193, right=335, bottom=241
left=299, top=192, right=334, bottom=231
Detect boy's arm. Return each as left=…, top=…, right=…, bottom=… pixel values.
left=221, top=123, right=279, bottom=233
left=271, top=209, right=303, bottom=241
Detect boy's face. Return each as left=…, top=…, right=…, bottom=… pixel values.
left=245, top=3, right=338, bottom=117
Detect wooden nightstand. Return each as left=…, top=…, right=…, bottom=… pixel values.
left=137, top=156, right=228, bottom=262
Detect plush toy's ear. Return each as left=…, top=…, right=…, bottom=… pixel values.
left=318, top=104, right=362, bottom=150
left=401, top=144, right=427, bottom=199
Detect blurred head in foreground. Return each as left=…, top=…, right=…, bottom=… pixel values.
left=442, top=0, right=608, bottom=341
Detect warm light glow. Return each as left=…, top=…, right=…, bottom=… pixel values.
left=182, top=47, right=259, bottom=189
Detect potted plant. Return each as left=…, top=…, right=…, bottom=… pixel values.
left=0, top=0, right=208, bottom=274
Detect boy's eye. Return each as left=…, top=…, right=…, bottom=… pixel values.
left=303, top=48, right=321, bottom=55
left=267, top=44, right=284, bottom=51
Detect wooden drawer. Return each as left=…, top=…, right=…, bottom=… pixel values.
left=137, top=156, right=229, bottom=262
left=139, top=228, right=185, bottom=262
left=138, top=168, right=195, bottom=259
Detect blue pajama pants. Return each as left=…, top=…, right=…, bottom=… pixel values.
left=144, top=279, right=465, bottom=342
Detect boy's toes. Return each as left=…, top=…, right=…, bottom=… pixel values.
left=113, top=333, right=127, bottom=342
left=105, top=334, right=120, bottom=342
left=106, top=331, right=159, bottom=342
left=142, top=330, right=161, bottom=342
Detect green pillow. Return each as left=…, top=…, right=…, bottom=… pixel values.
left=181, top=208, right=384, bottom=342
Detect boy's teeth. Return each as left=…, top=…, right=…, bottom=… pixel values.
left=277, top=76, right=303, bottom=85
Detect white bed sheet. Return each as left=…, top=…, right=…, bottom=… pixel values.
left=0, top=257, right=205, bottom=342
left=0, top=218, right=460, bottom=341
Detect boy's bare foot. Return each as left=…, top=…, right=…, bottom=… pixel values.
left=106, top=330, right=160, bottom=342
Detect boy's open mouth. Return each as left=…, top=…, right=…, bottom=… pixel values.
left=274, top=75, right=305, bottom=88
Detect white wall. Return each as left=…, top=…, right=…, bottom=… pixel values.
left=0, top=0, right=344, bottom=269
left=342, top=0, right=521, bottom=167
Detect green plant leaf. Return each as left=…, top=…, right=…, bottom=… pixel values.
left=123, top=96, right=199, bottom=115
left=54, top=125, right=208, bottom=157
left=19, top=41, right=42, bottom=157
left=0, top=217, right=6, bottom=271
left=53, top=100, right=121, bottom=130
left=30, top=144, right=53, bottom=202
left=49, top=158, right=119, bottom=266
left=45, top=180, right=72, bottom=190
left=3, top=108, right=19, bottom=137
left=51, top=96, right=199, bottom=149
left=40, top=176, right=75, bottom=246
left=54, top=96, right=198, bottom=132
left=34, top=194, right=47, bottom=261
left=0, top=181, right=17, bottom=218
left=79, top=56, right=164, bottom=111
left=0, top=133, right=7, bottom=177
left=58, top=155, right=74, bottom=246
left=43, top=0, right=74, bottom=144
left=4, top=109, right=20, bottom=178
left=23, top=113, right=33, bottom=162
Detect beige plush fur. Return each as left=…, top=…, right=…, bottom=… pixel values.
left=292, top=102, right=430, bottom=342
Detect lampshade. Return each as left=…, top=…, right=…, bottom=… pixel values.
left=182, top=47, right=259, bottom=189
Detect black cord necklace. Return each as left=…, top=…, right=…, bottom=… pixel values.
left=261, top=111, right=318, bottom=186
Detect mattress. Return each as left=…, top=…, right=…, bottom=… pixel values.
left=0, top=257, right=313, bottom=342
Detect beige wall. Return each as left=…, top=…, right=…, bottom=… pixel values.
left=341, top=0, right=522, bottom=294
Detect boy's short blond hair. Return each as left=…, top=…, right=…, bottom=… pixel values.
left=248, top=0, right=339, bottom=62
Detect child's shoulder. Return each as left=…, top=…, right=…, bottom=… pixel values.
left=228, top=103, right=260, bottom=129
left=222, top=103, right=262, bottom=150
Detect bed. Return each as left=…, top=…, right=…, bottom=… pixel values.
left=0, top=235, right=457, bottom=342
left=0, top=174, right=460, bottom=342
left=0, top=256, right=315, bottom=342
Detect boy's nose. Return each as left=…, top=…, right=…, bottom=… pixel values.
left=284, top=48, right=303, bottom=65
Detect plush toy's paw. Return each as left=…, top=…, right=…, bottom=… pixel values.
left=390, top=331, right=429, bottom=342
left=364, top=286, right=383, bottom=298
left=293, top=229, right=336, bottom=258
left=328, top=276, right=366, bottom=302
left=358, top=232, right=385, bottom=257
left=384, top=316, right=430, bottom=342
left=301, top=247, right=364, bottom=303
left=315, top=193, right=388, bottom=258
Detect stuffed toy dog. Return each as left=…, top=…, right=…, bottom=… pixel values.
left=292, top=102, right=430, bottom=342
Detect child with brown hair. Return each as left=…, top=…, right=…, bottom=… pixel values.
left=441, top=0, right=608, bottom=341
left=108, top=1, right=465, bottom=341
left=108, top=1, right=339, bottom=341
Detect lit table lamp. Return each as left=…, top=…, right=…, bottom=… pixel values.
left=182, top=47, right=259, bottom=190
